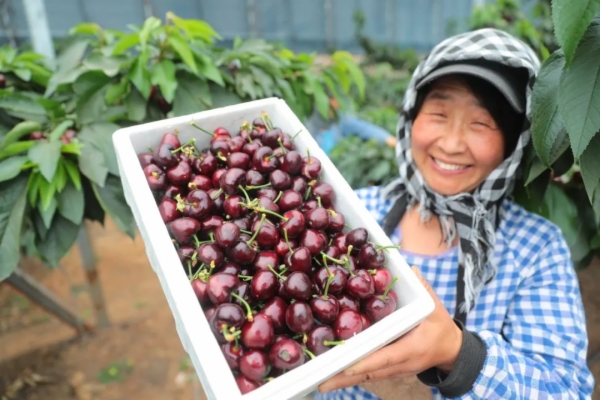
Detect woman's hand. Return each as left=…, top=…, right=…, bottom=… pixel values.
left=318, top=266, right=463, bottom=393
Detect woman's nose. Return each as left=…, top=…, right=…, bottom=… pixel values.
left=436, top=121, right=467, bottom=154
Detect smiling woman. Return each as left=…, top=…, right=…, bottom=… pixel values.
left=314, top=28, right=594, bottom=400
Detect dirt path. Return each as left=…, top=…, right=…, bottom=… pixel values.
left=1, top=217, right=599, bottom=399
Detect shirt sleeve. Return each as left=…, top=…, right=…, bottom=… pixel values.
left=423, top=225, right=595, bottom=399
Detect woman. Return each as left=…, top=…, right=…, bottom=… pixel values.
left=315, top=28, right=594, bottom=399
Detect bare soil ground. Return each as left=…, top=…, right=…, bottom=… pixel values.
left=1, top=218, right=599, bottom=400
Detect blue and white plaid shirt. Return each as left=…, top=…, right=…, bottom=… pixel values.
left=315, top=186, right=594, bottom=400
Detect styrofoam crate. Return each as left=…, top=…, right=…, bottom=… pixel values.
left=112, top=97, right=435, bottom=400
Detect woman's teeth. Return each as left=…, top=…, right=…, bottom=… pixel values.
left=433, top=158, right=468, bottom=171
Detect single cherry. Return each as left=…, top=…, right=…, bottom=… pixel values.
left=192, top=153, right=218, bottom=176
left=315, top=266, right=346, bottom=295
left=269, top=170, right=291, bottom=191
left=307, top=325, right=344, bottom=356
left=188, top=174, right=213, bottom=191
left=346, top=269, right=375, bottom=300
left=280, top=210, right=305, bottom=238
left=241, top=314, right=274, bottom=350
left=365, top=277, right=398, bottom=322
left=253, top=146, right=278, bottom=173
left=222, top=342, right=244, bottom=370
left=327, top=209, right=345, bottom=233
left=301, top=153, right=321, bottom=179
left=269, top=338, right=305, bottom=370
left=284, top=247, right=312, bottom=275
left=285, top=301, right=314, bottom=336
left=181, top=190, right=213, bottom=220
left=219, top=168, right=246, bottom=195
left=278, top=190, right=303, bottom=211
left=191, top=278, right=210, bottom=306
left=153, top=143, right=178, bottom=168
left=138, top=152, right=154, bottom=168
left=260, top=296, right=287, bottom=333
left=223, top=195, right=247, bottom=219
left=290, top=176, right=307, bottom=196
left=235, top=375, right=260, bottom=395
left=163, top=185, right=184, bottom=200
left=251, top=270, right=279, bottom=301
left=159, top=198, right=180, bottom=223
left=300, top=229, right=327, bottom=256
left=160, top=132, right=181, bottom=148
left=283, top=272, right=312, bottom=302
left=337, top=293, right=360, bottom=312
left=334, top=309, right=363, bottom=340
left=168, top=217, right=201, bottom=244
left=253, top=251, right=280, bottom=272
left=239, top=350, right=270, bottom=381
left=215, top=222, right=241, bottom=248
left=207, top=273, right=240, bottom=304
left=281, top=151, right=303, bottom=175
left=310, top=273, right=340, bottom=324
left=312, top=182, right=335, bottom=206
left=346, top=227, right=369, bottom=250
left=246, top=170, right=265, bottom=186
left=197, top=243, right=225, bottom=269
left=144, top=164, right=167, bottom=191
left=227, top=152, right=251, bottom=169
left=166, top=160, right=192, bottom=185
left=372, top=269, right=393, bottom=294
left=358, top=244, right=386, bottom=269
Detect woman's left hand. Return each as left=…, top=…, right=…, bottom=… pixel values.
left=318, top=266, right=463, bottom=393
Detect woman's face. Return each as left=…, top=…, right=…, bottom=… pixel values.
left=411, top=77, right=506, bottom=196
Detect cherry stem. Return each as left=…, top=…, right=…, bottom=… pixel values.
left=368, top=269, right=377, bottom=275
left=323, top=340, right=345, bottom=346
left=193, top=234, right=201, bottom=248
left=382, top=276, right=399, bottom=301
left=303, top=347, right=315, bottom=359
left=268, top=265, right=286, bottom=280
left=344, top=224, right=353, bottom=231
left=323, top=273, right=334, bottom=300
left=209, top=232, right=215, bottom=242
left=187, top=261, right=192, bottom=279
left=291, top=129, right=302, bottom=140
left=148, top=146, right=154, bottom=152
left=321, top=254, right=331, bottom=275
left=210, top=188, right=223, bottom=199
left=217, top=153, right=227, bottom=162
left=190, top=120, right=215, bottom=136
left=375, top=244, right=401, bottom=252
left=238, top=185, right=252, bottom=204
left=277, top=137, right=288, bottom=153
left=247, top=214, right=266, bottom=246
left=274, top=190, right=283, bottom=204
left=151, top=171, right=160, bottom=178
left=231, top=292, right=254, bottom=321
left=246, top=182, right=272, bottom=190
left=260, top=111, right=273, bottom=131
left=240, top=229, right=252, bottom=235
left=238, top=275, right=253, bottom=281
left=305, top=185, right=312, bottom=201
left=257, top=207, right=288, bottom=221
left=171, top=138, right=196, bottom=153
left=317, top=196, right=322, bottom=208
left=283, top=228, right=292, bottom=253
left=306, top=148, right=311, bottom=163
left=320, top=252, right=344, bottom=265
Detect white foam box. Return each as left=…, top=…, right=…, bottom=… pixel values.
left=112, top=97, right=435, bottom=400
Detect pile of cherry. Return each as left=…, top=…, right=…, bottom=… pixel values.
left=138, top=113, right=400, bottom=394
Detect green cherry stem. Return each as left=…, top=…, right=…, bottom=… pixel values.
left=257, top=207, right=288, bottom=221
left=247, top=214, right=266, bottom=246
left=323, top=340, right=345, bottom=347
left=306, top=148, right=311, bottom=163
left=171, top=138, right=197, bottom=153
left=322, top=273, right=334, bottom=300
left=268, top=265, right=286, bottom=281
left=238, top=275, right=253, bottom=281
left=305, top=185, right=312, bottom=201
left=187, top=261, right=192, bottom=280
left=274, top=190, right=283, bottom=204
left=190, top=120, right=215, bottom=137
left=210, top=189, right=223, bottom=200
left=240, top=229, right=252, bottom=235
left=321, top=254, right=331, bottom=275
left=238, top=185, right=252, bottom=204
left=320, top=252, right=344, bottom=265
left=317, top=196, right=322, bottom=208
left=209, top=232, right=215, bottom=242
left=246, top=182, right=272, bottom=190
left=260, top=111, right=274, bottom=131
left=283, top=228, right=293, bottom=253
left=231, top=292, right=254, bottom=321
left=302, top=347, right=315, bottom=359
left=291, top=129, right=302, bottom=141
left=381, top=277, right=399, bottom=301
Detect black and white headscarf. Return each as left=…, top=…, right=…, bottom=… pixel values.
left=381, top=29, right=541, bottom=321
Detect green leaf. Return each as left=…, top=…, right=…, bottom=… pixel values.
left=0, top=141, right=37, bottom=160
left=126, top=88, right=147, bottom=122
left=0, top=156, right=27, bottom=182
left=78, top=122, right=120, bottom=176
left=63, top=159, right=82, bottom=190
left=38, top=197, right=57, bottom=228
left=172, top=71, right=211, bottom=117
left=28, top=141, right=62, bottom=182
left=112, top=33, right=140, bottom=55
left=53, top=161, right=68, bottom=192
left=0, top=175, right=28, bottom=281
left=27, top=172, right=41, bottom=207
left=151, top=59, right=177, bottom=103
left=82, top=50, right=125, bottom=77
left=46, top=37, right=90, bottom=95
left=0, top=92, right=46, bottom=121
left=57, top=182, right=84, bottom=225
left=73, top=71, right=113, bottom=125
left=36, top=214, right=80, bottom=267
left=48, top=120, right=74, bottom=142
left=105, top=78, right=130, bottom=105
left=235, top=71, right=257, bottom=99
left=558, top=19, right=600, bottom=158
left=38, top=177, right=56, bottom=210
left=580, top=132, right=600, bottom=201
left=531, top=51, right=568, bottom=166
left=14, top=68, right=32, bottom=81
left=69, top=22, right=102, bottom=36
left=169, top=35, right=198, bottom=73
left=92, top=175, right=135, bottom=238
left=0, top=121, right=41, bottom=149
left=209, top=85, right=242, bottom=108
left=78, top=143, right=108, bottom=186
left=129, top=53, right=151, bottom=99
left=139, top=17, right=161, bottom=48
left=197, top=55, right=224, bottom=86
left=551, top=0, right=600, bottom=65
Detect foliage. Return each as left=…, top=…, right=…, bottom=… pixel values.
left=352, top=10, right=420, bottom=72
left=0, top=13, right=365, bottom=281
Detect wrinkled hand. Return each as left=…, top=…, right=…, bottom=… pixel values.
left=318, top=266, right=462, bottom=393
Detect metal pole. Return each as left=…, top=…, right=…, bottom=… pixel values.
left=324, top=0, right=334, bottom=50
left=21, top=0, right=56, bottom=61
left=77, top=225, right=110, bottom=329
left=6, top=267, right=94, bottom=332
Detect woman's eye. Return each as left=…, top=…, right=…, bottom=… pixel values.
left=473, top=121, right=491, bottom=128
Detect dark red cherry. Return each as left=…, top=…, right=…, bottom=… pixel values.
left=281, top=151, right=303, bottom=175
left=192, top=153, right=218, bottom=176
left=251, top=270, right=278, bottom=301
left=260, top=296, right=287, bottom=333
left=312, top=182, right=335, bottom=206
left=158, top=198, right=180, bottom=223
left=191, top=278, right=210, bottom=306
left=207, top=273, right=239, bottom=304
left=241, top=314, right=274, bottom=350
left=223, top=195, right=247, bottom=219
left=227, top=240, right=257, bottom=265
left=227, top=152, right=251, bottom=169
left=138, top=152, right=154, bottom=168
left=219, top=168, right=246, bottom=195
left=239, top=350, right=270, bottom=381
left=236, top=375, right=260, bottom=395
left=168, top=217, right=201, bottom=244
left=166, top=160, right=192, bottom=185
left=290, top=176, right=307, bottom=196
left=337, top=293, right=360, bottom=312
left=283, top=272, right=312, bottom=302
left=246, top=170, right=265, bottom=186
left=278, top=190, right=303, bottom=211
left=285, top=301, right=314, bottom=334
left=334, top=309, right=363, bottom=340
left=252, top=251, right=280, bottom=272
left=144, top=164, right=167, bottom=191
left=153, top=143, right=178, bottom=168
left=307, top=325, right=338, bottom=356
left=269, top=338, right=305, bottom=370
left=300, top=229, right=327, bottom=256
left=215, top=222, right=241, bottom=248
left=188, top=174, right=213, bottom=191
left=197, top=243, right=225, bottom=269
left=182, top=190, right=213, bottom=220
left=301, top=155, right=321, bottom=179
left=222, top=342, right=245, bottom=370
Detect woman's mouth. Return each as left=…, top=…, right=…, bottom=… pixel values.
left=431, top=157, right=470, bottom=172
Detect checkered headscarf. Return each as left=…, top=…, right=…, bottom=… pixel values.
left=381, top=29, right=540, bottom=316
